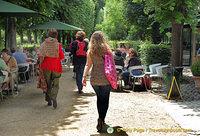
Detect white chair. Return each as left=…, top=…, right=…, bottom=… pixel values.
left=0, top=79, right=5, bottom=100
left=62, top=52, right=71, bottom=68
left=9, top=68, right=19, bottom=97
left=18, top=63, right=30, bottom=83
left=115, top=65, right=123, bottom=73
left=150, top=65, right=168, bottom=87
left=145, top=63, right=161, bottom=75
left=115, top=65, right=124, bottom=91
left=0, top=71, right=9, bottom=100
left=129, top=65, right=147, bottom=91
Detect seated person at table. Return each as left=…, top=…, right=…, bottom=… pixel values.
left=24, top=48, right=34, bottom=59
left=32, top=45, right=38, bottom=59
left=121, top=48, right=142, bottom=89
left=1, top=49, right=18, bottom=90
left=0, top=58, right=10, bottom=91
left=13, top=46, right=30, bottom=82
left=10, top=48, right=16, bottom=56
left=114, top=48, right=124, bottom=73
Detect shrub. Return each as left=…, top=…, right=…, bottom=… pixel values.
left=191, top=60, right=200, bottom=76
left=139, top=43, right=171, bottom=66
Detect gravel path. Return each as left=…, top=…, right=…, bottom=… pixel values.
left=0, top=67, right=189, bottom=136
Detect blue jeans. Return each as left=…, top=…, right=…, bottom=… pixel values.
left=75, top=64, right=85, bottom=91
left=92, top=85, right=111, bottom=120
left=122, top=70, right=142, bottom=85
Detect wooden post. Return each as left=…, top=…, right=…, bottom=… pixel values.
left=192, top=32, right=196, bottom=64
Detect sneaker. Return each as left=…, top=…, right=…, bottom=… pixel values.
left=47, top=101, right=52, bottom=106
left=78, top=90, right=83, bottom=94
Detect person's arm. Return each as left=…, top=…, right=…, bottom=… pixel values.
left=0, top=59, right=10, bottom=72
left=71, top=42, right=76, bottom=55
left=59, top=43, right=65, bottom=60
left=6, top=67, right=10, bottom=73
left=82, top=53, right=92, bottom=86
left=10, top=57, right=17, bottom=70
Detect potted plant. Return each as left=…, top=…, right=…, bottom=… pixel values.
left=191, top=60, right=200, bottom=92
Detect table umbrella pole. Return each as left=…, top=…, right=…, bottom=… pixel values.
left=5, top=17, right=8, bottom=48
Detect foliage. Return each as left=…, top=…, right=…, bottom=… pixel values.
left=59, top=0, right=95, bottom=37
left=93, top=0, right=105, bottom=26
left=100, top=0, right=128, bottom=40
left=124, top=1, right=152, bottom=41
left=135, top=0, right=200, bottom=66
left=142, top=0, right=200, bottom=32
left=139, top=43, right=171, bottom=66
left=191, top=60, right=200, bottom=76
left=108, top=40, right=143, bottom=51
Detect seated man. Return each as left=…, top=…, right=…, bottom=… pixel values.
left=24, top=48, right=34, bottom=59
left=114, top=48, right=124, bottom=73
left=0, top=58, right=10, bottom=92
left=13, top=46, right=30, bottom=82
left=32, top=45, right=38, bottom=58
left=121, top=48, right=142, bottom=89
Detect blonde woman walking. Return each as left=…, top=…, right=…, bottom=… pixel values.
left=82, top=31, right=112, bottom=132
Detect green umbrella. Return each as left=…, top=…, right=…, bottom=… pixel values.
left=0, top=0, right=46, bottom=48
left=29, top=20, right=83, bottom=30
left=0, top=0, right=44, bottom=17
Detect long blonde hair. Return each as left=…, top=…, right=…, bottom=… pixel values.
left=89, top=31, right=111, bottom=58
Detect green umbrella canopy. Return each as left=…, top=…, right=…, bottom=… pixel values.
left=29, top=20, right=83, bottom=30
left=0, top=0, right=44, bottom=17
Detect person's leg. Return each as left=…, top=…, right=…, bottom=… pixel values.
left=75, top=65, right=85, bottom=92
left=42, top=70, right=52, bottom=104
left=92, top=85, right=111, bottom=131
left=122, top=70, right=130, bottom=85
left=98, top=85, right=111, bottom=121
left=51, top=71, right=61, bottom=108
left=51, top=72, right=61, bottom=98
left=18, top=67, right=27, bottom=82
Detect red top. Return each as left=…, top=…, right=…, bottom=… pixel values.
left=40, top=43, right=65, bottom=73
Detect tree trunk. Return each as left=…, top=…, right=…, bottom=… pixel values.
left=34, top=30, right=38, bottom=44
left=152, top=22, right=161, bottom=44
left=27, top=30, right=32, bottom=43
left=62, top=31, right=65, bottom=46
left=57, top=30, right=61, bottom=43
left=20, top=29, right=23, bottom=45
left=171, top=18, right=184, bottom=66
left=0, top=28, right=1, bottom=46
left=8, top=17, right=17, bottom=49
left=40, top=30, right=44, bottom=43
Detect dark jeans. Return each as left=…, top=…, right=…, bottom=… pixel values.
left=92, top=85, right=111, bottom=120
left=18, top=66, right=29, bottom=81
left=122, top=70, right=142, bottom=85
left=75, top=64, right=85, bottom=91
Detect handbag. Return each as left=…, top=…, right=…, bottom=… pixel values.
left=36, top=59, right=47, bottom=92
left=104, top=52, right=118, bottom=89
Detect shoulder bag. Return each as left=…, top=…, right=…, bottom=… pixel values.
left=104, top=52, right=118, bottom=89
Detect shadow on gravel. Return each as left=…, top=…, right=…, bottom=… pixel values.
left=90, top=124, right=128, bottom=136
left=35, top=90, right=96, bottom=136
left=151, top=74, right=200, bottom=117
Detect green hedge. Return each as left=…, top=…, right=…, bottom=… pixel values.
left=139, top=43, right=171, bottom=66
